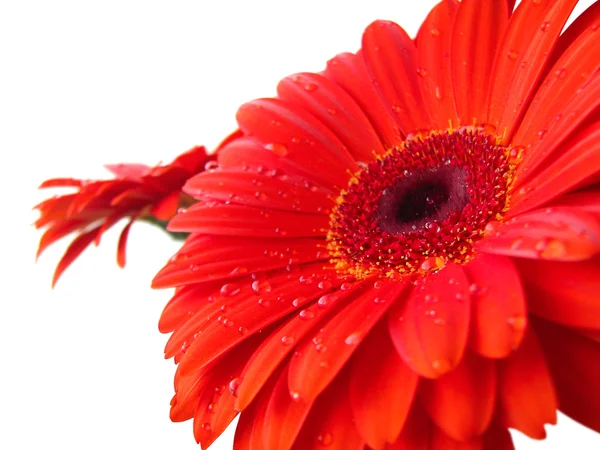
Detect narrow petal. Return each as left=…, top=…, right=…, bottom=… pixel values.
left=478, top=207, right=600, bottom=261
left=168, top=203, right=329, bottom=239
left=420, top=352, right=496, bottom=441
left=415, top=0, right=459, bottom=127
left=362, top=20, right=432, bottom=134
left=431, top=427, right=483, bottom=450
left=149, top=191, right=180, bottom=221
left=216, top=137, right=337, bottom=191
left=464, top=254, right=527, bottom=358
left=487, top=0, right=579, bottom=137
left=52, top=227, right=100, bottom=287
left=498, top=327, right=557, bottom=439
left=36, top=219, right=88, bottom=258
left=510, top=121, right=600, bottom=215
left=116, top=216, right=135, bottom=268
left=386, top=402, right=431, bottom=450
left=515, top=258, right=600, bottom=329
left=533, top=319, right=600, bottom=432
left=450, top=0, right=508, bottom=124
left=292, top=373, right=364, bottom=450
left=388, top=264, right=470, bottom=378
left=39, top=177, right=85, bottom=188
left=184, top=169, right=333, bottom=214
left=512, top=14, right=600, bottom=181
left=263, top=365, right=313, bottom=450
left=349, top=324, right=419, bottom=450
left=277, top=72, right=385, bottom=160
left=177, top=264, right=339, bottom=375
left=235, top=285, right=356, bottom=411
left=324, top=52, right=402, bottom=148
left=104, top=163, right=149, bottom=180
left=236, top=98, right=356, bottom=188
left=288, top=281, right=408, bottom=402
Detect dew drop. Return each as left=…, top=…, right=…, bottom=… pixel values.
left=430, top=28, right=440, bottom=37
left=435, top=85, right=442, bottom=100
left=220, top=283, right=240, bottom=297
left=536, top=238, right=567, bottom=259
left=373, top=297, right=386, bottom=304
left=317, top=294, right=337, bottom=308
left=327, top=108, right=337, bottom=115
left=299, top=309, right=316, bottom=320
left=484, top=220, right=501, bottom=236
left=431, top=359, right=451, bottom=374
left=281, top=335, right=295, bottom=346
left=304, top=83, right=318, bottom=92
left=433, top=318, right=446, bottom=325
left=555, top=68, right=567, bottom=79
left=251, top=280, right=272, bottom=294
left=540, top=21, right=550, bottom=32
left=373, top=280, right=383, bottom=289
left=238, top=326, right=249, bottom=335
left=537, top=129, right=548, bottom=140
left=416, top=67, right=428, bottom=77
left=202, top=423, right=212, bottom=432
left=532, top=0, right=542, bottom=5
left=315, top=343, right=327, bottom=353
left=507, top=50, right=518, bottom=60
left=507, top=315, right=527, bottom=332
left=258, top=298, right=271, bottom=307
left=424, top=294, right=438, bottom=304
left=229, top=378, right=241, bottom=397
left=344, top=332, right=361, bottom=345
left=265, top=143, right=288, bottom=157
left=317, top=432, right=333, bottom=446
left=204, top=160, right=219, bottom=171
left=340, top=282, right=353, bottom=291
left=207, top=402, right=217, bottom=413
left=318, top=280, right=332, bottom=290
left=290, top=391, right=301, bottom=401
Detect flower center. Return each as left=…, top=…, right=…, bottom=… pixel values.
left=327, top=129, right=518, bottom=280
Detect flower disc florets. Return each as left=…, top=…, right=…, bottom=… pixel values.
left=328, top=128, right=519, bottom=279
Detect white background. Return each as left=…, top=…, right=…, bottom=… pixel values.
left=1, top=0, right=599, bottom=449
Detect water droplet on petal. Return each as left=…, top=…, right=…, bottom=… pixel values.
left=251, top=280, right=272, bottom=294
left=238, top=326, right=248, bottom=335
left=431, top=359, right=452, bottom=374
left=258, top=298, right=271, bottom=307
left=202, top=423, right=212, bottom=432
left=540, top=21, right=550, bottom=32
left=430, top=28, right=440, bottom=37
left=229, top=378, right=241, bottom=397
left=537, top=129, right=548, bottom=140
left=299, top=309, right=316, bottom=320
left=507, top=50, right=518, bottom=60
left=507, top=315, right=527, bottom=332
left=536, top=238, right=567, bottom=259
left=220, top=283, right=240, bottom=297
left=281, top=335, right=295, bottom=346
left=204, top=160, right=219, bottom=171
left=207, top=402, right=217, bottom=413
left=344, top=332, right=361, bottom=345
left=318, top=280, right=332, bottom=290
left=340, top=282, right=353, bottom=291
left=304, top=83, right=318, bottom=92
left=290, top=391, right=301, bottom=401
left=317, top=432, right=333, bottom=446
left=265, top=143, right=288, bottom=157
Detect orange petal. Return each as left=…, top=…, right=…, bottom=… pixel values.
left=498, top=327, right=557, bottom=439
left=388, top=264, right=471, bottom=378
left=420, top=352, right=496, bottom=441
left=464, top=254, right=527, bottom=358
left=349, top=324, right=419, bottom=449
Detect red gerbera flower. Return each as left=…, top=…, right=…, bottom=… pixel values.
left=150, top=0, right=600, bottom=448
left=35, top=145, right=213, bottom=286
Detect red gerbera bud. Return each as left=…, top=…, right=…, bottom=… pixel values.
left=34, top=145, right=213, bottom=286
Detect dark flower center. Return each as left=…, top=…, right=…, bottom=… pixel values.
left=377, top=166, right=469, bottom=235
left=327, top=128, right=518, bottom=280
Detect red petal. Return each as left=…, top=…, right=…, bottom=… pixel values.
left=533, top=319, right=600, bottom=433
left=170, top=145, right=210, bottom=174
left=388, top=264, right=471, bottom=378
left=516, top=258, right=600, bottom=329
left=104, top=163, right=149, bottom=180
left=421, top=352, right=496, bottom=441
left=487, top=0, right=578, bottom=137
left=216, top=136, right=337, bottom=191
left=498, top=327, right=557, bottom=439
left=292, top=373, right=364, bottom=450
left=324, top=52, right=402, bottom=148
left=263, top=364, right=313, bottom=450
left=288, top=281, right=408, bottom=402
left=184, top=169, right=332, bottom=214
left=177, top=264, right=338, bottom=375
left=510, top=121, right=600, bottom=215
left=415, top=0, right=459, bottom=128
left=362, top=20, right=432, bottom=134
left=168, top=203, right=329, bottom=238
left=478, top=207, right=600, bottom=261
left=149, top=191, right=180, bottom=221
left=39, top=177, right=85, bottom=188
left=36, top=219, right=89, bottom=259
left=481, top=421, right=515, bottom=450
left=464, top=254, right=527, bottom=358
left=236, top=98, right=356, bottom=188
left=277, top=72, right=385, bottom=160
left=349, top=324, right=419, bottom=449
left=236, top=286, right=356, bottom=411
left=116, top=216, right=135, bottom=268
left=431, top=427, right=483, bottom=450
left=512, top=12, right=600, bottom=181
left=52, top=227, right=101, bottom=287
left=153, top=236, right=325, bottom=288
left=450, top=0, right=508, bottom=124
left=386, top=402, right=431, bottom=450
